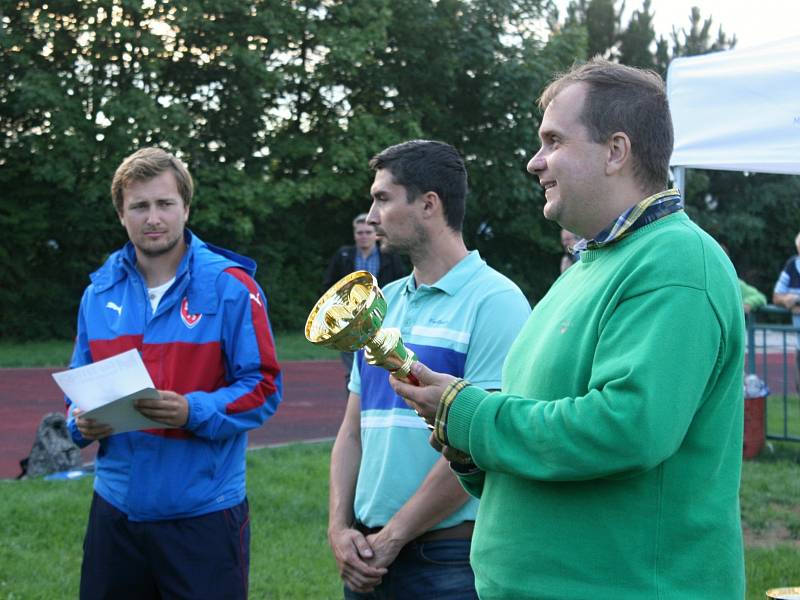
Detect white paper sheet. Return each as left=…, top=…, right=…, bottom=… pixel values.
left=79, top=388, right=166, bottom=434
left=52, top=349, right=176, bottom=434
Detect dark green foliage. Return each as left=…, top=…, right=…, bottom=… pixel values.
left=685, top=171, right=800, bottom=295
left=1, top=0, right=583, bottom=338
left=618, top=0, right=656, bottom=69
left=670, top=6, right=737, bottom=59
left=2, top=0, right=794, bottom=339
left=563, top=0, right=622, bottom=59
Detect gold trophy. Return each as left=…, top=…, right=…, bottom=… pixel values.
left=305, top=271, right=420, bottom=385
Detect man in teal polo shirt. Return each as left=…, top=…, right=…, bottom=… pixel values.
left=327, top=140, right=530, bottom=598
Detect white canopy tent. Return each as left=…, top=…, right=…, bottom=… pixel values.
left=667, top=36, right=800, bottom=193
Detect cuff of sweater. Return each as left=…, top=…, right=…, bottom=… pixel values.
left=446, top=385, right=490, bottom=451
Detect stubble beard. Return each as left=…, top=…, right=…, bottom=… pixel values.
left=381, top=221, right=427, bottom=262
left=136, top=232, right=182, bottom=258
left=379, top=237, right=405, bottom=256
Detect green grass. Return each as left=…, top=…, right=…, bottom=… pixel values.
left=739, top=397, right=800, bottom=598
left=0, top=332, right=332, bottom=368
left=274, top=331, right=335, bottom=362
left=0, top=340, right=75, bottom=368
left=766, top=394, right=800, bottom=439
left=1, top=343, right=798, bottom=597
left=0, top=442, right=340, bottom=599
left=742, top=441, right=800, bottom=598
left=1, top=440, right=798, bottom=599
left=247, top=442, right=340, bottom=598
left=746, top=546, right=800, bottom=598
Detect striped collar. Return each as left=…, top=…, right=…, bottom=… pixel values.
left=572, top=188, right=682, bottom=254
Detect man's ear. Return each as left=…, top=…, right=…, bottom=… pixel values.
left=419, top=191, right=440, bottom=219
left=606, top=131, right=632, bottom=176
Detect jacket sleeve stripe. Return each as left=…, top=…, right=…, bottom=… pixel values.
left=222, top=267, right=281, bottom=415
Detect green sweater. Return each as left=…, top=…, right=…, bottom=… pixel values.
left=740, top=279, right=766, bottom=311
left=447, top=212, right=745, bottom=600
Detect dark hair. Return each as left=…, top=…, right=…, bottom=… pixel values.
left=369, top=140, right=468, bottom=232
left=539, top=58, right=673, bottom=192
left=111, top=147, right=193, bottom=214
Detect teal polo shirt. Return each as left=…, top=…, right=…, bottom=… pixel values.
left=349, top=250, right=530, bottom=529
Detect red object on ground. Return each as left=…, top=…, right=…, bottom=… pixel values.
left=0, top=361, right=346, bottom=479
left=743, top=396, right=766, bottom=459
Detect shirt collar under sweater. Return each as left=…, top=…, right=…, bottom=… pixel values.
left=572, top=188, right=683, bottom=255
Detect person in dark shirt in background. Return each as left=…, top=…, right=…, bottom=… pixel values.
left=322, top=213, right=407, bottom=387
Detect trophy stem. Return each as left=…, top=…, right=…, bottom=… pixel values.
left=368, top=328, right=397, bottom=357
left=365, top=328, right=418, bottom=383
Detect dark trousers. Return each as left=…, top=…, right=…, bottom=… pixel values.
left=343, top=539, right=477, bottom=600
left=80, top=492, right=250, bottom=600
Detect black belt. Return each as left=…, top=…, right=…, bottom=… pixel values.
left=355, top=520, right=474, bottom=543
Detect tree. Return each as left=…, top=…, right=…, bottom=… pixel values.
left=670, top=6, right=736, bottom=58
left=1, top=0, right=585, bottom=338
left=618, top=0, right=655, bottom=69
left=684, top=172, right=800, bottom=295
left=0, top=0, right=292, bottom=336
left=563, top=0, right=623, bottom=59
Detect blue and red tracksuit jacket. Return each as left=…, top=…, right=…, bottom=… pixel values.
left=66, top=231, right=282, bottom=521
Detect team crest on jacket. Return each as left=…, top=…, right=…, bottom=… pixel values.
left=180, top=298, right=203, bottom=328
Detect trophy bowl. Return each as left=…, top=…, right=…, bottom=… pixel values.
left=304, top=271, right=419, bottom=384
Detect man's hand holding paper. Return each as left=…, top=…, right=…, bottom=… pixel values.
left=134, top=390, right=189, bottom=428
left=52, top=349, right=180, bottom=435
left=73, top=408, right=114, bottom=441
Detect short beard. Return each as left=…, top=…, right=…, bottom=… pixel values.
left=136, top=234, right=182, bottom=258
left=381, top=221, right=426, bottom=258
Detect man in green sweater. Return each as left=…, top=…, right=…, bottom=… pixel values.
left=391, top=59, right=745, bottom=599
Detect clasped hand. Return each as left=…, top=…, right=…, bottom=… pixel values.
left=329, top=527, right=389, bottom=593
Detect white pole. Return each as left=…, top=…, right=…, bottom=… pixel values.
left=671, top=166, right=686, bottom=202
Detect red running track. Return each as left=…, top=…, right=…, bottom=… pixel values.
left=0, top=361, right=347, bottom=479
left=1, top=353, right=794, bottom=479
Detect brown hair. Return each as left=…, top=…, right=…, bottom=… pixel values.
left=111, top=147, right=194, bottom=214
left=369, top=140, right=468, bottom=232
left=539, top=58, right=673, bottom=192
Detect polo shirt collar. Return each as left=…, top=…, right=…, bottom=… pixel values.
left=403, top=250, right=484, bottom=296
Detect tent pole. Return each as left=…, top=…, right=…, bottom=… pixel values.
left=672, top=166, right=686, bottom=200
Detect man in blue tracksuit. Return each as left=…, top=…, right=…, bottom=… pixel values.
left=66, top=147, right=282, bottom=600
